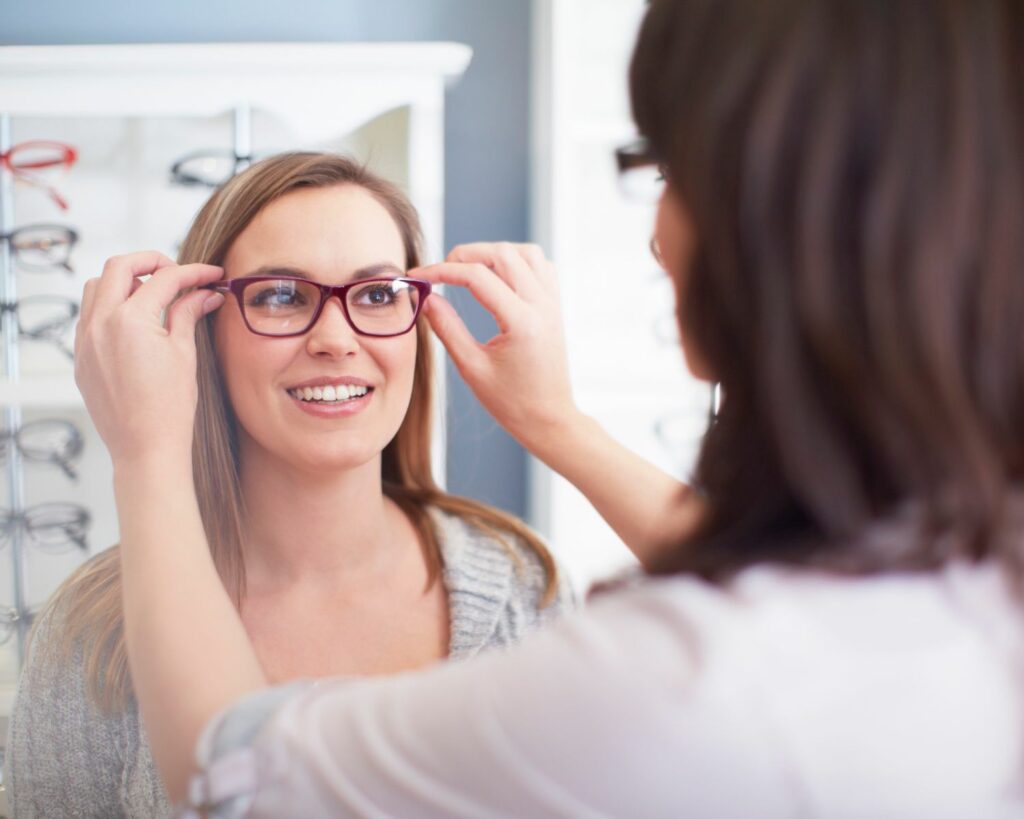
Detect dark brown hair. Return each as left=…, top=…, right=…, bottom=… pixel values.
left=631, top=0, right=1024, bottom=580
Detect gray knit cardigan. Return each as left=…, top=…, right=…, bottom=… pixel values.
left=6, top=507, right=574, bottom=818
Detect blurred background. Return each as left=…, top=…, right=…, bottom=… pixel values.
left=0, top=0, right=711, bottom=695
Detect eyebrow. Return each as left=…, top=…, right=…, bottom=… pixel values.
left=242, top=262, right=405, bottom=282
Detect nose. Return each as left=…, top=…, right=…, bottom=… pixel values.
left=305, top=296, right=360, bottom=357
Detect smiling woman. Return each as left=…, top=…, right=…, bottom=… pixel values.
left=5, top=153, right=574, bottom=819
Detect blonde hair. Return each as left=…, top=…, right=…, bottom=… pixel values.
left=47, top=153, right=558, bottom=713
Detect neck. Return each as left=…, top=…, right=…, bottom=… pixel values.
left=237, top=439, right=403, bottom=594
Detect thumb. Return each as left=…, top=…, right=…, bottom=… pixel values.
left=422, top=294, right=484, bottom=377
left=167, top=290, right=224, bottom=340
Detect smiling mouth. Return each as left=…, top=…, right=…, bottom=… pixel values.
left=287, top=385, right=372, bottom=404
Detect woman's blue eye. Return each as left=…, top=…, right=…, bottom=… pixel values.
left=248, top=286, right=306, bottom=308
left=353, top=284, right=398, bottom=307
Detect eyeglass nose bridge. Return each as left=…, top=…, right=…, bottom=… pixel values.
left=308, top=284, right=362, bottom=338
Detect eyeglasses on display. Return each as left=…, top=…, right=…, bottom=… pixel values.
left=0, top=295, right=79, bottom=360
left=170, top=149, right=254, bottom=188
left=0, top=502, right=91, bottom=555
left=0, top=418, right=84, bottom=480
left=0, top=140, right=78, bottom=211
left=0, top=224, right=78, bottom=274
left=202, top=276, right=432, bottom=338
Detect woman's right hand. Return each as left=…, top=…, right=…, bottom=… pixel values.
left=74, top=251, right=225, bottom=468
left=414, top=242, right=581, bottom=455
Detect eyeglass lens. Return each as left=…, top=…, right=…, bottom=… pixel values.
left=0, top=419, right=84, bottom=480
left=615, top=140, right=667, bottom=204
left=4, top=225, right=77, bottom=273
left=0, top=503, right=91, bottom=555
left=241, top=279, right=423, bottom=337
left=3, top=296, right=79, bottom=359
left=3, top=143, right=72, bottom=172
left=171, top=152, right=250, bottom=188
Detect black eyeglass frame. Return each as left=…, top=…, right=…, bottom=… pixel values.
left=614, top=137, right=669, bottom=178
left=202, top=275, right=433, bottom=339
left=0, top=224, right=79, bottom=274
left=169, top=149, right=254, bottom=188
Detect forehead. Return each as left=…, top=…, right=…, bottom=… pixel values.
left=224, top=184, right=406, bottom=279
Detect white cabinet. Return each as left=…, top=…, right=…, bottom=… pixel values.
left=0, top=42, right=470, bottom=708
left=531, top=1, right=712, bottom=590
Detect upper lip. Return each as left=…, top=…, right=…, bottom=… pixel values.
left=285, top=376, right=374, bottom=391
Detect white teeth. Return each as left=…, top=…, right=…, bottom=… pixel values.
left=289, top=385, right=370, bottom=403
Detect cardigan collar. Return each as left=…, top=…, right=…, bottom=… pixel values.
left=431, top=508, right=514, bottom=661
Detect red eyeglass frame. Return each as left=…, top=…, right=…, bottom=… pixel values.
left=0, top=140, right=78, bottom=211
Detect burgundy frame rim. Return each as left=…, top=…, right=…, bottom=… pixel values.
left=202, top=275, right=432, bottom=338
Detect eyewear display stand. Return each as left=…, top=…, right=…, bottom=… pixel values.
left=0, top=113, right=30, bottom=663
left=0, top=43, right=471, bottom=712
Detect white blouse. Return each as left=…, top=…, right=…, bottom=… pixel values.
left=182, top=561, right=1024, bottom=818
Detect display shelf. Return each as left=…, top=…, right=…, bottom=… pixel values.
left=531, top=0, right=711, bottom=590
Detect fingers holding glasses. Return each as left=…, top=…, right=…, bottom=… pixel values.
left=129, top=262, right=225, bottom=324
left=412, top=260, right=525, bottom=334
left=413, top=240, right=575, bottom=447
left=93, top=250, right=178, bottom=313
left=446, top=242, right=550, bottom=300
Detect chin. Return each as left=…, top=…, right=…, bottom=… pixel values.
left=287, top=442, right=383, bottom=475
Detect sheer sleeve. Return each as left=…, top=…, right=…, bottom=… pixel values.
left=180, top=580, right=790, bottom=819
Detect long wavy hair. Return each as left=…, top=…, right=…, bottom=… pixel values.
left=633, top=0, right=1024, bottom=583
left=46, top=153, right=558, bottom=713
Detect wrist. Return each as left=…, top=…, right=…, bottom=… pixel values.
left=113, top=447, right=194, bottom=493
left=522, top=406, right=601, bottom=473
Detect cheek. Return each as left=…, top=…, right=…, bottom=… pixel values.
left=212, top=310, right=290, bottom=412
left=381, top=336, right=419, bottom=397
left=654, top=188, right=694, bottom=287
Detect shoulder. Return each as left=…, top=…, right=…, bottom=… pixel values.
left=428, top=505, right=576, bottom=657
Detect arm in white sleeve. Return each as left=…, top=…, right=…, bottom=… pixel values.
left=183, top=580, right=789, bottom=819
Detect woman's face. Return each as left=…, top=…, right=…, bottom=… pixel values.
left=653, top=183, right=714, bottom=381
left=213, top=184, right=417, bottom=474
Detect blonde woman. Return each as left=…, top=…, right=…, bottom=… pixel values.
left=6, top=153, right=574, bottom=818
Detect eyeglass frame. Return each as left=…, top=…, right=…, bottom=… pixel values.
left=0, top=501, right=91, bottom=554
left=0, top=295, right=80, bottom=360
left=169, top=149, right=254, bottom=188
left=0, top=223, right=79, bottom=274
left=0, top=418, right=84, bottom=481
left=0, top=140, right=78, bottom=211
left=201, top=275, right=433, bottom=338
left=614, top=137, right=668, bottom=179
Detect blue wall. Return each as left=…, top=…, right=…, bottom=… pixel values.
left=3, top=0, right=532, bottom=519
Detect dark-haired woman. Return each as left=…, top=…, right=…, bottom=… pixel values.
left=72, top=0, right=1024, bottom=815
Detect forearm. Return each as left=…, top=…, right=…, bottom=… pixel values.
left=526, top=412, right=702, bottom=568
left=114, top=453, right=266, bottom=803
